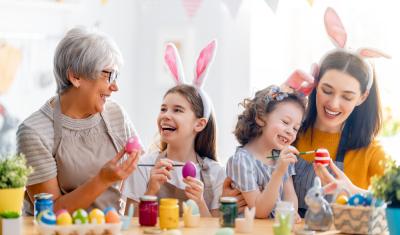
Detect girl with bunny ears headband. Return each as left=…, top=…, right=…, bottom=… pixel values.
left=123, top=40, right=225, bottom=218
left=283, top=7, right=391, bottom=218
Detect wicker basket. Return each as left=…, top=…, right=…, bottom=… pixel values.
left=331, top=203, right=387, bottom=234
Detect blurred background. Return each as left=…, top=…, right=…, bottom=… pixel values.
left=0, top=0, right=398, bottom=163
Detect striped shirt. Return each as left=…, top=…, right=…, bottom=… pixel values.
left=226, top=147, right=295, bottom=198
left=17, top=97, right=141, bottom=186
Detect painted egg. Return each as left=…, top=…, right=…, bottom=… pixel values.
left=103, top=206, right=116, bottom=215
left=215, top=228, right=234, bottom=235
left=184, top=199, right=200, bottom=215
left=125, top=136, right=141, bottom=154
left=335, top=195, right=349, bottom=205
left=89, top=208, right=105, bottom=224
left=56, top=209, right=72, bottom=225
left=72, top=208, right=88, bottom=224
left=364, top=193, right=373, bottom=206
left=105, top=210, right=120, bottom=223
left=348, top=194, right=366, bottom=206
left=37, top=209, right=56, bottom=225
left=314, top=148, right=330, bottom=167
left=182, top=161, right=196, bottom=178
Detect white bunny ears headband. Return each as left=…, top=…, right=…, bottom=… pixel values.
left=285, top=7, right=390, bottom=95
left=164, top=40, right=217, bottom=120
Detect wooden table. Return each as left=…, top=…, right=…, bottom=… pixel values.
left=21, top=216, right=349, bottom=235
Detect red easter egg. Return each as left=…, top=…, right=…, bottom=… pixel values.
left=314, top=148, right=330, bottom=166
left=125, top=137, right=141, bottom=154
left=182, top=161, right=197, bottom=178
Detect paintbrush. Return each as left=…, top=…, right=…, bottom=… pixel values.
left=137, top=163, right=185, bottom=167
left=266, top=149, right=316, bottom=160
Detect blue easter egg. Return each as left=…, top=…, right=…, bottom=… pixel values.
left=348, top=194, right=366, bottom=206
left=364, top=193, right=374, bottom=206
left=103, top=206, right=116, bottom=215
left=374, top=199, right=385, bottom=207
left=37, top=209, right=56, bottom=225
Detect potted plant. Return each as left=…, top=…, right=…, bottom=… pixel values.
left=0, top=153, right=32, bottom=214
left=371, top=158, right=400, bottom=235
left=0, top=211, right=21, bottom=235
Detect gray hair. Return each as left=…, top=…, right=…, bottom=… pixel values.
left=53, top=27, right=123, bottom=94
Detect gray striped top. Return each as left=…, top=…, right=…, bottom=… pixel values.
left=16, top=97, right=140, bottom=186
left=226, top=147, right=295, bottom=198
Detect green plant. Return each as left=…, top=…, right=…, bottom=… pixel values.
left=0, top=211, right=20, bottom=219
left=0, top=153, right=33, bottom=189
left=371, top=159, right=400, bottom=208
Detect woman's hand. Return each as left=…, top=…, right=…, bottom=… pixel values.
left=221, top=177, right=247, bottom=213
left=98, top=149, right=139, bottom=186
left=275, top=146, right=298, bottom=175
left=183, top=176, right=205, bottom=205
left=313, top=159, right=359, bottom=194
left=145, top=159, right=173, bottom=195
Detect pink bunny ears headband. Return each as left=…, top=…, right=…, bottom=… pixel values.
left=324, top=7, right=390, bottom=90
left=286, top=7, right=390, bottom=95
left=164, top=40, right=217, bottom=120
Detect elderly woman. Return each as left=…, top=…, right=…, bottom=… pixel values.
left=17, top=27, right=141, bottom=215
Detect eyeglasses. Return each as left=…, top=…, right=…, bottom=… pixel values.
left=101, top=70, right=119, bottom=84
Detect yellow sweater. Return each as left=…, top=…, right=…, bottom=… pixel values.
left=296, top=128, right=388, bottom=189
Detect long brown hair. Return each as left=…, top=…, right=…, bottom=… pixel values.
left=301, top=50, right=382, bottom=157
left=159, top=85, right=217, bottom=161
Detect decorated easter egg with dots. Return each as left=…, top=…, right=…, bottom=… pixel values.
left=182, top=161, right=196, bottom=178
left=105, top=210, right=120, bottom=223
left=56, top=209, right=72, bottom=225
left=72, top=208, right=88, bottom=224
left=335, top=195, right=349, bottom=205
left=125, top=136, right=141, bottom=154
left=37, top=209, right=56, bottom=225
left=89, top=208, right=105, bottom=224
left=314, top=148, right=330, bottom=167
left=348, top=194, right=366, bottom=206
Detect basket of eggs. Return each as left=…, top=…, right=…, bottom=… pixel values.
left=331, top=190, right=387, bottom=234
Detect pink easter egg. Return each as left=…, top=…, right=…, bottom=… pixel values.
left=314, top=148, right=330, bottom=167
left=125, top=137, right=141, bottom=154
left=182, top=161, right=197, bottom=178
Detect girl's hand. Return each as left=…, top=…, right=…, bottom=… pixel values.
left=313, top=159, right=357, bottom=194
left=183, top=176, right=205, bottom=205
left=221, top=177, right=247, bottom=213
left=98, top=149, right=139, bottom=186
left=276, top=146, right=298, bottom=175
left=146, top=159, right=173, bottom=195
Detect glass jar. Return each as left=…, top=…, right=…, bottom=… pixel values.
left=219, top=197, right=238, bottom=227
left=139, top=195, right=158, bottom=226
left=34, top=193, right=53, bottom=220
left=159, top=198, right=179, bottom=229
left=274, top=201, right=295, bottom=234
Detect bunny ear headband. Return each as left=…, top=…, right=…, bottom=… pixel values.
left=164, top=40, right=217, bottom=120
left=324, top=7, right=391, bottom=90
left=286, top=7, right=391, bottom=95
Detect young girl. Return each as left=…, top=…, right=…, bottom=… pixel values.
left=123, top=40, right=225, bottom=217
left=226, top=85, right=306, bottom=219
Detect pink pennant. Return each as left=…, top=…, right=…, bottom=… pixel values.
left=194, top=40, right=216, bottom=88
left=182, top=0, right=203, bottom=18
left=324, top=7, right=347, bottom=48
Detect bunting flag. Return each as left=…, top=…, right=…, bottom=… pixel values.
left=264, top=0, right=279, bottom=13
left=307, top=0, right=314, bottom=7
left=182, top=0, right=203, bottom=18
left=221, top=0, right=243, bottom=19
